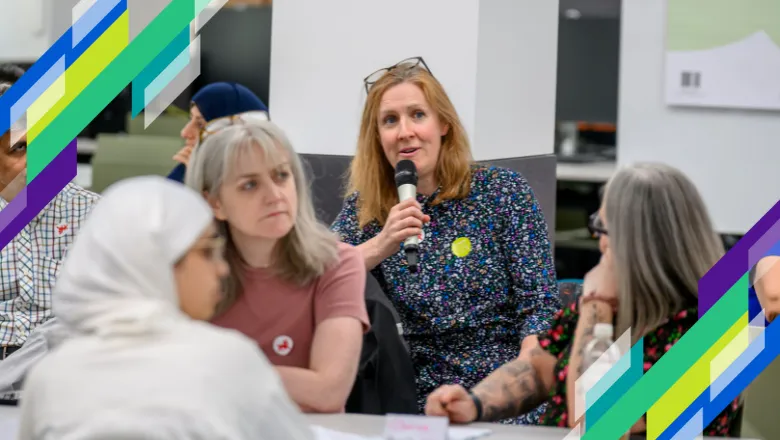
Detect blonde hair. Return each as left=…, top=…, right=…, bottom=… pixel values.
left=605, top=163, right=724, bottom=344
left=185, top=121, right=339, bottom=314
left=347, top=63, right=473, bottom=228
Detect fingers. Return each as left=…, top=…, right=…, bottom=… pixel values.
left=425, top=385, right=462, bottom=416
left=425, top=385, right=476, bottom=424
left=378, top=199, right=431, bottom=257
left=424, top=391, right=448, bottom=417
left=172, top=146, right=194, bottom=165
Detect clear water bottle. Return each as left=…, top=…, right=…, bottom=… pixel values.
left=579, top=323, right=628, bottom=438
left=582, top=323, right=619, bottom=373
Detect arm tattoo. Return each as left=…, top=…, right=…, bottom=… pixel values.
left=575, top=304, right=610, bottom=374
left=472, top=357, right=547, bottom=422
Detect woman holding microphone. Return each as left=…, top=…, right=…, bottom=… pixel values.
left=331, top=57, right=560, bottom=424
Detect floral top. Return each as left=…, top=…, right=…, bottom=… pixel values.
left=536, top=300, right=741, bottom=436
left=331, top=165, right=560, bottom=423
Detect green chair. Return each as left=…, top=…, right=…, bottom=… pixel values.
left=126, top=112, right=189, bottom=138
left=90, top=133, right=183, bottom=193
left=740, top=351, right=780, bottom=439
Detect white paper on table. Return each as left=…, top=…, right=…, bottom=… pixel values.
left=311, top=425, right=382, bottom=440
left=447, top=427, right=492, bottom=440
left=311, top=425, right=491, bottom=440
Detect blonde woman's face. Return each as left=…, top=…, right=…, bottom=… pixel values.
left=376, top=82, right=448, bottom=182
left=212, top=145, right=298, bottom=241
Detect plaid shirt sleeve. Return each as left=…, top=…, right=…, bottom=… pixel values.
left=0, top=183, right=100, bottom=347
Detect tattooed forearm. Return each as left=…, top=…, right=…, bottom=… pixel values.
left=566, top=300, right=615, bottom=427
left=574, top=303, right=612, bottom=374
left=471, top=357, right=547, bottom=422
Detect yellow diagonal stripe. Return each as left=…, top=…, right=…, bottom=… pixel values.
left=27, top=72, right=66, bottom=130
left=711, top=318, right=751, bottom=380
left=646, top=312, right=748, bottom=438
left=27, top=12, right=129, bottom=142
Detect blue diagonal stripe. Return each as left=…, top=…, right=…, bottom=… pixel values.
left=72, top=0, right=123, bottom=48
left=10, top=57, right=66, bottom=124
left=658, top=318, right=780, bottom=439
left=0, top=0, right=126, bottom=136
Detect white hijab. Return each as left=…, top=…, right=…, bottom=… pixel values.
left=17, top=176, right=314, bottom=440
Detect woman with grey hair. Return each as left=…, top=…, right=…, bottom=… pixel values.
left=425, top=162, right=741, bottom=437
left=184, top=118, right=370, bottom=414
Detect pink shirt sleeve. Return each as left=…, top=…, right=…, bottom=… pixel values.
left=313, top=243, right=370, bottom=333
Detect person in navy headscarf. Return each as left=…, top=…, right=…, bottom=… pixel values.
left=168, top=82, right=269, bottom=183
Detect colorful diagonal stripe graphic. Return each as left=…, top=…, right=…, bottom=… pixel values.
left=0, top=0, right=226, bottom=253
left=576, top=201, right=780, bottom=439
left=4, top=2, right=780, bottom=440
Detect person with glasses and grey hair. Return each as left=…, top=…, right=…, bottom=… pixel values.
left=426, top=162, right=741, bottom=437
left=330, top=57, right=559, bottom=424
left=184, top=119, right=370, bottom=414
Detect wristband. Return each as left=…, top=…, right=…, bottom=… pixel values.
left=468, top=391, right=483, bottom=422
left=580, top=294, right=618, bottom=312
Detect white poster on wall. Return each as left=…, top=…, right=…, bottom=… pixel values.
left=664, top=0, right=780, bottom=111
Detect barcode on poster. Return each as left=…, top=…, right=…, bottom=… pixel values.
left=681, top=71, right=701, bottom=88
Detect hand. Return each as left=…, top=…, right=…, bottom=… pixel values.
left=581, top=248, right=618, bottom=303
left=374, top=198, right=430, bottom=260
left=424, top=384, right=477, bottom=424
left=172, top=145, right=195, bottom=166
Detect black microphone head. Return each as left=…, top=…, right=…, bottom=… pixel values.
left=395, top=160, right=418, bottom=187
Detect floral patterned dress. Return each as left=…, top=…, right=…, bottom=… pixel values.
left=536, top=301, right=741, bottom=436
left=331, top=165, right=560, bottom=423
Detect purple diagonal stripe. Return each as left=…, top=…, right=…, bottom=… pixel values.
left=0, top=189, right=28, bottom=232
left=0, top=139, right=77, bottom=251
left=748, top=218, right=780, bottom=276
left=699, top=199, right=780, bottom=318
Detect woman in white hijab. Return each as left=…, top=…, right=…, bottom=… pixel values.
left=17, top=176, right=314, bottom=440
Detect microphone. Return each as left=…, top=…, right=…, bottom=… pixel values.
left=394, top=160, right=420, bottom=273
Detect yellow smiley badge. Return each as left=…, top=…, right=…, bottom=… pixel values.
left=451, top=237, right=472, bottom=258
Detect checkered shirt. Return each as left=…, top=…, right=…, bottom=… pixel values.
left=0, top=183, right=99, bottom=347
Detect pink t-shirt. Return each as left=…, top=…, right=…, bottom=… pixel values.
left=212, top=242, right=369, bottom=368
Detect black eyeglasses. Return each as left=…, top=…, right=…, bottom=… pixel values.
left=363, top=56, right=433, bottom=93
left=588, top=212, right=608, bottom=237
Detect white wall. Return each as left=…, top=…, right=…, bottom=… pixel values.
left=474, top=0, right=559, bottom=159
left=0, top=0, right=50, bottom=62
left=618, top=0, right=780, bottom=235
left=269, top=0, right=559, bottom=160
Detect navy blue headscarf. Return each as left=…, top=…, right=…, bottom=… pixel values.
left=167, top=82, right=268, bottom=183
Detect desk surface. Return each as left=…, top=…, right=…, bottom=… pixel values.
left=0, top=407, right=758, bottom=439
left=307, top=414, right=569, bottom=439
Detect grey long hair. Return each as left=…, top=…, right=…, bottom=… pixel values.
left=184, top=121, right=339, bottom=314
left=604, top=163, right=724, bottom=344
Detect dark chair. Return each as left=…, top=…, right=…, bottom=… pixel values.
left=345, top=273, right=418, bottom=415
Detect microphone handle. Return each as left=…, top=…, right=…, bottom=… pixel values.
left=397, top=183, right=419, bottom=249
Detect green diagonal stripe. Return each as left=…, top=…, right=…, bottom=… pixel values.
left=583, top=274, right=748, bottom=438
left=27, top=0, right=195, bottom=179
